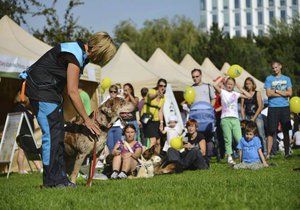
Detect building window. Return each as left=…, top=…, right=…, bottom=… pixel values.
left=235, top=13, right=240, bottom=26
left=246, top=13, right=252, bottom=25
left=224, top=13, right=229, bottom=26
left=258, top=29, right=264, bottom=36
left=280, top=0, right=286, bottom=6
left=236, top=30, right=241, bottom=37
left=246, top=0, right=251, bottom=8
left=200, top=15, right=206, bottom=28
left=247, top=30, right=252, bottom=37
left=292, top=9, right=299, bottom=17
left=224, top=0, right=229, bottom=9
left=213, top=14, right=218, bottom=23
left=212, top=0, right=218, bottom=10
left=258, top=11, right=263, bottom=25
left=269, top=0, right=274, bottom=7
left=293, top=0, right=298, bottom=5
left=257, top=0, right=263, bottom=7
left=235, top=0, right=240, bottom=9
left=281, top=10, right=286, bottom=21
left=200, top=0, right=206, bottom=10
left=269, top=11, right=274, bottom=24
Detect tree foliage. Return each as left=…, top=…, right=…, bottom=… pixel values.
left=0, top=0, right=42, bottom=25
left=114, top=16, right=300, bottom=93
left=32, top=0, right=93, bottom=46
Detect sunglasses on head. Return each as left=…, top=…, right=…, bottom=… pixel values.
left=109, top=90, right=117, bottom=93
left=159, top=84, right=166, bottom=88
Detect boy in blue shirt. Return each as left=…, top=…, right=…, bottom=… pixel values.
left=264, top=61, right=293, bottom=159
left=234, top=122, right=268, bottom=170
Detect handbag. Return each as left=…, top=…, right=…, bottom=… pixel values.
left=140, top=102, right=160, bottom=124
left=140, top=113, right=153, bottom=124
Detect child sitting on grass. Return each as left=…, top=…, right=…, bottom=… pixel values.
left=234, top=121, right=269, bottom=170
left=161, top=115, right=182, bottom=152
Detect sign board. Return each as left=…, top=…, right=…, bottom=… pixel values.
left=0, top=112, right=41, bottom=178
left=163, top=84, right=184, bottom=131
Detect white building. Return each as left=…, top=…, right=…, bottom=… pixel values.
left=199, top=0, right=300, bottom=37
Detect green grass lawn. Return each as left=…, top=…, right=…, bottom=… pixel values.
left=1, top=153, right=299, bottom=210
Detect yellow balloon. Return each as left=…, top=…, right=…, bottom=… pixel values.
left=290, top=96, right=300, bottom=114
left=100, top=87, right=105, bottom=94
left=148, top=88, right=157, bottom=96
left=170, top=136, right=183, bottom=150
left=101, top=77, right=112, bottom=90
left=184, top=86, right=196, bottom=105
left=227, top=64, right=243, bottom=78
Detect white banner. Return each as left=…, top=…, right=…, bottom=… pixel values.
left=0, top=54, right=34, bottom=73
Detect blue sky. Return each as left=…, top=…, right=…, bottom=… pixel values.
left=25, top=0, right=201, bottom=37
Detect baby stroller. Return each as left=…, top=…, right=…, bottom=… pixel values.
left=188, top=101, right=218, bottom=161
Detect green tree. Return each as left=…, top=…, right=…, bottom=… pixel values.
left=0, top=0, right=42, bottom=25
left=255, top=17, right=300, bottom=93
left=32, top=0, right=93, bottom=46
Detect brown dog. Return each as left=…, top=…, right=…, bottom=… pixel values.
left=64, top=97, right=134, bottom=183
left=141, top=146, right=183, bottom=175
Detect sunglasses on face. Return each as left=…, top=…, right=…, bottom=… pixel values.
left=192, top=75, right=200, bottom=79
left=109, top=90, right=117, bottom=93
left=159, top=84, right=166, bottom=88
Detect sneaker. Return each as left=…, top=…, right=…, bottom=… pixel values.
left=110, top=171, right=119, bottom=179
left=93, top=173, right=108, bottom=180
left=227, top=156, right=236, bottom=165
left=117, top=171, right=128, bottom=179
left=284, top=154, right=292, bottom=159
left=39, top=168, right=43, bottom=173
left=19, top=170, right=29, bottom=174
left=55, top=181, right=77, bottom=188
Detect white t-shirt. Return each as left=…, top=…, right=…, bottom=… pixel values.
left=221, top=89, right=240, bottom=119
left=293, top=131, right=300, bottom=146
left=162, top=125, right=181, bottom=152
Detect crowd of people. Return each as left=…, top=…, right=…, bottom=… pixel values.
left=12, top=30, right=299, bottom=187
left=102, top=61, right=299, bottom=179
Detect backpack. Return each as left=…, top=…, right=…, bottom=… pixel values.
left=189, top=101, right=215, bottom=133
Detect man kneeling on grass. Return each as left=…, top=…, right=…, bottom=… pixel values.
left=234, top=121, right=269, bottom=170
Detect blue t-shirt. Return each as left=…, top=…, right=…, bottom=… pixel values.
left=237, top=136, right=262, bottom=164
left=264, top=74, right=292, bottom=107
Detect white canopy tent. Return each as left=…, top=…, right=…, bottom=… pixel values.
left=201, top=57, right=224, bottom=81
left=101, top=43, right=160, bottom=95
left=180, top=54, right=215, bottom=84
left=0, top=15, right=101, bottom=122
left=147, top=48, right=190, bottom=91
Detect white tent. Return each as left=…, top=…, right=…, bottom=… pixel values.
left=0, top=15, right=100, bottom=82
left=0, top=15, right=101, bottom=122
left=180, top=54, right=214, bottom=84
left=102, top=43, right=160, bottom=94
left=148, top=48, right=190, bottom=90
left=201, top=57, right=224, bottom=81
left=220, top=62, right=231, bottom=73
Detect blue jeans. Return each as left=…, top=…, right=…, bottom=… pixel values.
left=107, top=126, right=122, bottom=153
left=126, top=120, right=140, bottom=141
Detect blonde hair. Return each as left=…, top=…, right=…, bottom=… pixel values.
left=87, top=32, right=117, bottom=66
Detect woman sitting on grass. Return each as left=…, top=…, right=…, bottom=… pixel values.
left=234, top=121, right=269, bottom=170
left=165, top=119, right=208, bottom=172
left=111, top=124, right=142, bottom=179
